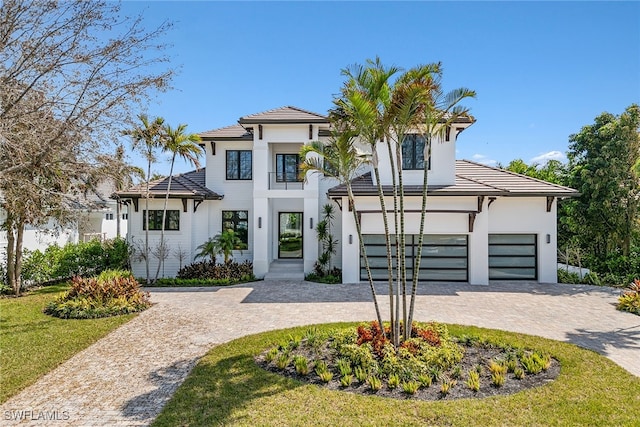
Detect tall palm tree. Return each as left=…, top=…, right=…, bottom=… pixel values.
left=123, top=114, right=165, bottom=283
left=154, top=123, right=203, bottom=280
left=300, top=127, right=385, bottom=330
left=405, top=73, right=476, bottom=336
left=338, top=58, right=401, bottom=343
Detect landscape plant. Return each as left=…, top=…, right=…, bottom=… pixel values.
left=176, top=260, right=254, bottom=282
left=44, top=270, right=151, bottom=319
left=617, top=279, right=640, bottom=315
left=196, top=230, right=244, bottom=264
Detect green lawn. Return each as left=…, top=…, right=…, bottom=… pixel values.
left=153, top=323, right=640, bottom=426
left=0, top=285, right=135, bottom=403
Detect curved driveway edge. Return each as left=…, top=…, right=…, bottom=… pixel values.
left=1, top=281, right=638, bottom=426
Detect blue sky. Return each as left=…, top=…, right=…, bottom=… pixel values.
left=120, top=1, right=640, bottom=176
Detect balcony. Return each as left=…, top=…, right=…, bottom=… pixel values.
left=268, top=172, right=304, bottom=190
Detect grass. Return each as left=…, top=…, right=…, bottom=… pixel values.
left=153, top=323, right=640, bottom=426
left=0, top=285, right=135, bottom=403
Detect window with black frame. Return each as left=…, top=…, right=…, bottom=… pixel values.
left=276, top=154, right=302, bottom=182
left=226, top=150, right=252, bottom=180
left=222, top=210, right=249, bottom=249
left=143, top=210, right=180, bottom=230
left=402, top=134, right=430, bottom=170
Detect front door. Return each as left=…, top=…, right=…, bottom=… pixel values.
left=278, top=212, right=303, bottom=259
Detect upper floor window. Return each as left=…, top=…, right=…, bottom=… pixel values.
left=276, top=154, right=302, bottom=182
left=226, top=150, right=252, bottom=180
left=143, top=210, right=180, bottom=231
left=402, top=134, right=429, bottom=170
left=222, top=210, right=249, bottom=249
left=105, top=213, right=114, bottom=220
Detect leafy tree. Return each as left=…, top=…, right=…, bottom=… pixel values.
left=154, top=124, right=202, bottom=280
left=196, top=230, right=244, bottom=264
left=566, top=104, right=640, bottom=258
left=502, top=159, right=568, bottom=185
left=0, top=0, right=172, bottom=294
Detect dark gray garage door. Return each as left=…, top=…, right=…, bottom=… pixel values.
left=489, top=234, right=537, bottom=280
left=361, top=234, right=468, bottom=282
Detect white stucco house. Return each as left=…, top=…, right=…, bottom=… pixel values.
left=118, top=106, right=578, bottom=284
left=0, top=182, right=127, bottom=261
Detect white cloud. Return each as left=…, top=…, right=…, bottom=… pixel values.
left=530, top=150, right=566, bottom=163
left=472, top=153, right=497, bottom=166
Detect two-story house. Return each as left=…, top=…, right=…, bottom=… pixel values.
left=118, top=106, right=578, bottom=284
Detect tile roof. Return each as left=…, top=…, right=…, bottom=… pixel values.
left=198, top=124, right=253, bottom=140
left=327, top=160, right=579, bottom=197
left=116, top=169, right=223, bottom=200
left=238, top=106, right=328, bottom=124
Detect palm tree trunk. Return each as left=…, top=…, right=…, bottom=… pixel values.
left=346, top=185, right=384, bottom=330
left=115, top=199, right=121, bottom=238
left=372, top=150, right=394, bottom=342
left=144, top=159, right=151, bottom=283
left=395, top=140, right=409, bottom=341
left=407, top=135, right=431, bottom=330
left=385, top=137, right=401, bottom=347
left=155, top=155, right=175, bottom=281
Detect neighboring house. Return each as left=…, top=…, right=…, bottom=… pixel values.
left=0, top=182, right=127, bottom=261
left=118, top=105, right=579, bottom=284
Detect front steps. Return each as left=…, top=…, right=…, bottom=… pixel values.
left=263, top=259, right=305, bottom=281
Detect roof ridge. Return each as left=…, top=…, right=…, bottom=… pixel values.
left=458, top=159, right=577, bottom=192
left=240, top=105, right=327, bottom=120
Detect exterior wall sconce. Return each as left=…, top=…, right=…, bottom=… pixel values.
left=258, top=217, right=262, bottom=229
left=310, top=217, right=314, bottom=229
left=546, top=234, right=551, bottom=244
left=349, top=234, right=353, bottom=244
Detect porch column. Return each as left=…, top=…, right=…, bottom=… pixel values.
left=341, top=196, right=360, bottom=283
left=468, top=199, right=489, bottom=285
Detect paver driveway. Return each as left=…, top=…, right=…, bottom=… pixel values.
left=2, top=281, right=639, bottom=426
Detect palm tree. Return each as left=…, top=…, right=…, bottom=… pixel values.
left=154, top=123, right=203, bottom=280
left=338, top=57, right=400, bottom=343
left=123, top=114, right=165, bottom=283
left=300, top=126, right=385, bottom=331
left=405, top=73, right=476, bottom=337
left=196, top=230, right=244, bottom=264
left=337, top=59, right=475, bottom=344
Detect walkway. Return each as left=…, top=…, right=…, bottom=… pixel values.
left=2, top=281, right=639, bottom=425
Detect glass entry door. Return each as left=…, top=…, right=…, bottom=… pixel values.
left=278, top=212, right=303, bottom=258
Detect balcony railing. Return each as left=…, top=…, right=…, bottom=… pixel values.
left=268, top=172, right=304, bottom=190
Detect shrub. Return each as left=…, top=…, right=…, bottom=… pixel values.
left=401, top=380, right=419, bottom=395
left=617, top=279, right=640, bottom=315
left=176, top=260, right=254, bottom=282
left=44, top=270, right=150, bottom=319
left=19, top=238, right=130, bottom=287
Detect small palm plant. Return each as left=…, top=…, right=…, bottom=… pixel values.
left=195, top=229, right=244, bottom=264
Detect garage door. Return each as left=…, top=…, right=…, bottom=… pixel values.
left=361, top=235, right=468, bottom=282
left=489, top=234, right=537, bottom=280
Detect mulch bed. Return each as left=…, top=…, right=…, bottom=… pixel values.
left=256, top=343, right=560, bottom=401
